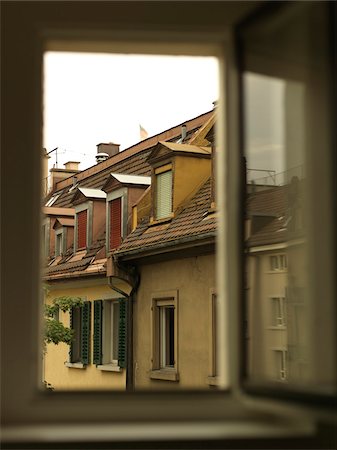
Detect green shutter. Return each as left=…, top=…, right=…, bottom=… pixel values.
left=118, top=298, right=127, bottom=368
left=93, top=300, right=103, bottom=365
left=80, top=301, right=91, bottom=365
left=69, top=307, right=74, bottom=362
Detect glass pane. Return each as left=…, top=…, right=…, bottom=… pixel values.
left=242, top=2, right=335, bottom=391
left=42, top=53, right=220, bottom=390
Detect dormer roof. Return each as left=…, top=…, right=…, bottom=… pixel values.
left=72, top=187, right=106, bottom=205
left=147, top=141, right=211, bottom=165
left=42, top=206, right=75, bottom=217
left=102, top=173, right=151, bottom=193
left=53, top=217, right=75, bottom=229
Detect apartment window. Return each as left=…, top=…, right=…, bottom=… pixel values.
left=270, top=297, right=286, bottom=327
left=67, top=302, right=91, bottom=366
left=155, top=169, right=172, bottom=219
left=93, top=299, right=126, bottom=369
left=76, top=209, right=87, bottom=249
left=55, top=230, right=64, bottom=256
left=151, top=292, right=178, bottom=381
left=273, top=350, right=287, bottom=381
left=159, top=305, right=174, bottom=368
left=109, top=197, right=122, bottom=250
left=270, top=254, right=287, bottom=271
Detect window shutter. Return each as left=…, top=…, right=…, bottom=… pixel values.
left=110, top=198, right=122, bottom=250
left=77, top=210, right=87, bottom=249
left=93, top=300, right=103, bottom=365
left=156, top=170, right=172, bottom=219
left=69, top=307, right=74, bottom=362
left=80, top=301, right=91, bottom=365
left=118, top=298, right=127, bottom=368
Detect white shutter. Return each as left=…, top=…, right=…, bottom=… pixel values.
left=156, top=170, right=172, bottom=219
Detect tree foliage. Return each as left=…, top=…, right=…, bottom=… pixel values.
left=44, top=295, right=84, bottom=346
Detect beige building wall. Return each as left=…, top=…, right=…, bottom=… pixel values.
left=247, top=242, right=310, bottom=383
left=44, top=281, right=126, bottom=390
left=134, top=253, right=216, bottom=390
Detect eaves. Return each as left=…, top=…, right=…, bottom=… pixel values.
left=115, top=232, right=216, bottom=263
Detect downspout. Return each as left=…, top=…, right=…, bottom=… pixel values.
left=108, top=259, right=140, bottom=392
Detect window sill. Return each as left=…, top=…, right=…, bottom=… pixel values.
left=64, top=362, right=86, bottom=369
left=207, top=375, right=220, bottom=386
left=268, top=326, right=286, bottom=330
left=96, top=364, right=122, bottom=372
left=150, top=369, right=179, bottom=382
left=149, top=216, right=173, bottom=227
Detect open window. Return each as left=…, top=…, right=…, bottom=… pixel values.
left=1, top=1, right=336, bottom=448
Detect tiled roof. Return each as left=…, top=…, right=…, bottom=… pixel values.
left=49, top=110, right=214, bottom=209
left=116, top=178, right=216, bottom=257
left=246, top=184, right=304, bottom=247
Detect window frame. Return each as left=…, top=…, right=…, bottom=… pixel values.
left=155, top=167, right=173, bottom=220
left=1, top=1, right=336, bottom=446
left=74, top=202, right=93, bottom=252
left=151, top=291, right=178, bottom=381
left=54, top=226, right=66, bottom=257
left=106, top=188, right=127, bottom=253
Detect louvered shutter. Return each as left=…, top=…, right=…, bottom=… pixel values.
left=77, top=210, right=87, bottom=249
left=118, top=299, right=127, bottom=368
left=110, top=198, right=122, bottom=250
left=69, top=307, right=74, bottom=362
left=80, top=301, right=91, bottom=365
left=156, top=171, right=172, bottom=219
left=93, top=300, right=103, bottom=365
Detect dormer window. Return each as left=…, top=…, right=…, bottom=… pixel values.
left=77, top=209, right=88, bottom=250
left=155, top=167, right=172, bottom=220
left=109, top=197, right=122, bottom=250
left=55, top=230, right=64, bottom=256
left=102, top=173, right=151, bottom=253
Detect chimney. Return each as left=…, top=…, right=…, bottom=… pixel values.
left=96, top=142, right=120, bottom=158
left=181, top=124, right=187, bottom=142
left=49, top=163, right=81, bottom=191
left=64, top=161, right=80, bottom=171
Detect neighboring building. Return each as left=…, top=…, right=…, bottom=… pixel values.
left=42, top=110, right=215, bottom=390
left=114, top=122, right=218, bottom=389
left=245, top=177, right=308, bottom=383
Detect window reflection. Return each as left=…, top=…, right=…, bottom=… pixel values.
left=243, top=2, right=334, bottom=389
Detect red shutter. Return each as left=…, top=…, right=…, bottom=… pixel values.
left=110, top=198, right=121, bottom=250
left=77, top=210, right=87, bottom=249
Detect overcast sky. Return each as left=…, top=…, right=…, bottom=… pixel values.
left=43, top=52, right=219, bottom=170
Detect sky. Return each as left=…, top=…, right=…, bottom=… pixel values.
left=43, top=52, right=219, bottom=171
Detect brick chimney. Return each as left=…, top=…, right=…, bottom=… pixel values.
left=50, top=161, right=81, bottom=191
left=96, top=142, right=120, bottom=158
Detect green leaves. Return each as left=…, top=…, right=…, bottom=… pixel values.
left=45, top=318, right=74, bottom=345
left=44, top=296, right=85, bottom=346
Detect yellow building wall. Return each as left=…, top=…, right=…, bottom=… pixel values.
left=44, top=282, right=126, bottom=390
left=173, top=156, right=211, bottom=211
left=134, top=254, right=216, bottom=390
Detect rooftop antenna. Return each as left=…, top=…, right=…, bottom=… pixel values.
left=47, top=147, right=59, bottom=168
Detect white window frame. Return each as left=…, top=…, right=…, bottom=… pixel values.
left=269, top=254, right=288, bottom=271
left=103, top=300, right=120, bottom=366
left=270, top=296, right=286, bottom=328
left=273, top=349, right=288, bottom=382
left=2, top=2, right=335, bottom=446
left=54, top=227, right=66, bottom=257
left=151, top=291, right=178, bottom=381
left=155, top=168, right=173, bottom=220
